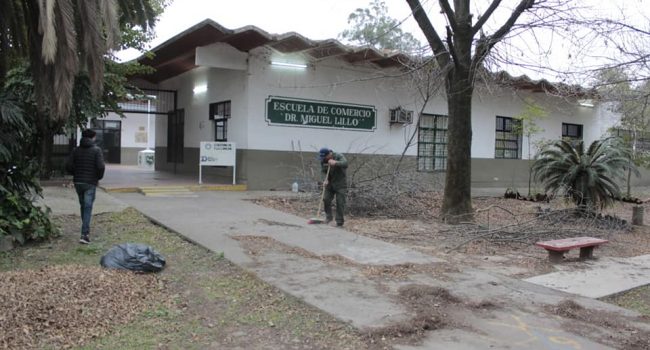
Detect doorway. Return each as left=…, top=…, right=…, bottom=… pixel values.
left=167, top=109, right=184, bottom=164
left=91, top=119, right=122, bottom=164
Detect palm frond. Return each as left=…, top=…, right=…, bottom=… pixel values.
left=3, top=0, right=161, bottom=121
left=78, top=0, right=105, bottom=97
left=38, top=0, right=57, bottom=63
left=51, top=0, right=77, bottom=119
left=101, top=0, right=121, bottom=49
left=532, top=137, right=634, bottom=209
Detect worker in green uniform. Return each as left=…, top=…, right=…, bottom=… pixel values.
left=319, top=147, right=348, bottom=227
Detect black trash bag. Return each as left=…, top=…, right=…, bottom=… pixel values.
left=100, top=243, right=166, bottom=272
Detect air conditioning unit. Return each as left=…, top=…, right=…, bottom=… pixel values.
left=389, top=107, right=413, bottom=124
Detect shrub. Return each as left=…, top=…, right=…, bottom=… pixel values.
left=532, top=138, right=635, bottom=209
left=1, top=84, right=59, bottom=245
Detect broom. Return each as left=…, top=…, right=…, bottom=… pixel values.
left=308, top=165, right=330, bottom=224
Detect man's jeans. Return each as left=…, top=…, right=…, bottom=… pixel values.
left=74, top=183, right=96, bottom=236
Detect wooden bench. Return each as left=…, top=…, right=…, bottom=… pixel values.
left=535, top=237, right=608, bottom=263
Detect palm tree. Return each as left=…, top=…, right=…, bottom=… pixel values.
left=532, top=138, right=636, bottom=209
left=1, top=0, right=160, bottom=177
left=0, top=0, right=157, bottom=120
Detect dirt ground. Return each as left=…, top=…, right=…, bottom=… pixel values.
left=252, top=194, right=650, bottom=279
left=250, top=192, right=650, bottom=347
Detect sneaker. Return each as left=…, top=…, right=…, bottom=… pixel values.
left=336, top=223, right=344, bottom=227
left=79, top=236, right=90, bottom=244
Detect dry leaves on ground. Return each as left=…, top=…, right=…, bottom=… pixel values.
left=252, top=194, right=650, bottom=277
left=0, top=265, right=160, bottom=349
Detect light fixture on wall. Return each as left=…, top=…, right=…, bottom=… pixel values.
left=578, top=99, right=594, bottom=108
left=193, top=84, right=208, bottom=94
left=271, top=61, right=308, bottom=69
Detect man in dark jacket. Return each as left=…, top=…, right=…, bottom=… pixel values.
left=319, top=148, right=348, bottom=227
left=66, top=129, right=105, bottom=244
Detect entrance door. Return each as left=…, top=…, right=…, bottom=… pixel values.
left=91, top=119, right=122, bottom=164
left=167, top=109, right=184, bottom=164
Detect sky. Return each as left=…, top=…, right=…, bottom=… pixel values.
left=115, top=0, right=649, bottom=83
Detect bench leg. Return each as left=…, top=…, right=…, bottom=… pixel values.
left=579, top=246, right=595, bottom=260
left=548, top=250, right=564, bottom=263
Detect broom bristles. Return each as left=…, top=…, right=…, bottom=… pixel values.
left=307, top=217, right=325, bottom=224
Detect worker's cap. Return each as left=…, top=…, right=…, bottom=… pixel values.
left=318, top=147, right=331, bottom=160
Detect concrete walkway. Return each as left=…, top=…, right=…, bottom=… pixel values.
left=37, top=186, right=128, bottom=215
left=525, top=255, right=650, bottom=298
left=40, top=186, right=649, bottom=349
left=113, top=190, right=439, bottom=328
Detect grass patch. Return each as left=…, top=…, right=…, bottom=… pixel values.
left=602, top=285, right=650, bottom=317
left=0, top=208, right=368, bottom=349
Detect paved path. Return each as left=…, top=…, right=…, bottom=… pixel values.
left=114, top=191, right=439, bottom=328
left=525, top=255, right=650, bottom=298
left=41, top=187, right=649, bottom=349
left=37, top=186, right=128, bottom=215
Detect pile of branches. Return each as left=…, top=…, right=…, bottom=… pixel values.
left=447, top=206, right=630, bottom=252
left=290, top=149, right=442, bottom=219
left=337, top=152, right=444, bottom=218
left=346, top=169, right=441, bottom=218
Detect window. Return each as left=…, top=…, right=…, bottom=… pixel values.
left=91, top=119, right=122, bottom=164
left=418, top=114, right=448, bottom=171
left=209, top=100, right=231, bottom=142
left=562, top=123, right=583, bottom=140
left=495, top=116, right=522, bottom=159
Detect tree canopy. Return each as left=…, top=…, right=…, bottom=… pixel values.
left=340, top=0, right=421, bottom=53
left=0, top=0, right=165, bottom=121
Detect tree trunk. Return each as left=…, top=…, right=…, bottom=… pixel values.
left=441, top=72, right=474, bottom=221
left=528, top=167, right=533, bottom=197
left=528, top=136, right=532, bottom=197
left=626, top=165, right=631, bottom=198
left=632, top=205, right=644, bottom=226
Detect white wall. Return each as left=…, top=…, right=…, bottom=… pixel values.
left=103, top=112, right=155, bottom=149
left=158, top=65, right=248, bottom=148
left=245, top=48, right=448, bottom=155
left=154, top=45, right=618, bottom=160
left=469, top=88, right=611, bottom=159
left=592, top=102, right=622, bottom=137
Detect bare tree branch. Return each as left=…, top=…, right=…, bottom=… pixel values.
left=472, top=0, right=502, bottom=35
left=438, top=0, right=458, bottom=32
left=406, top=0, right=451, bottom=69
left=473, top=0, right=536, bottom=70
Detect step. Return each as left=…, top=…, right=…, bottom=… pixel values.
left=144, top=192, right=198, bottom=198
left=138, top=186, right=195, bottom=197
left=139, top=186, right=189, bottom=192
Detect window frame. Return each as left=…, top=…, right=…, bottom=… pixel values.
left=562, top=123, right=583, bottom=140
left=209, top=100, right=231, bottom=142
left=495, top=116, right=522, bottom=159
left=417, top=113, right=448, bottom=172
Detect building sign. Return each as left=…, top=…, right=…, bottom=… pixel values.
left=265, top=96, right=376, bottom=131
left=200, top=142, right=236, bottom=166
left=199, top=142, right=236, bottom=184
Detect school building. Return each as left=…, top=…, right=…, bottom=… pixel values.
left=97, top=19, right=631, bottom=190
